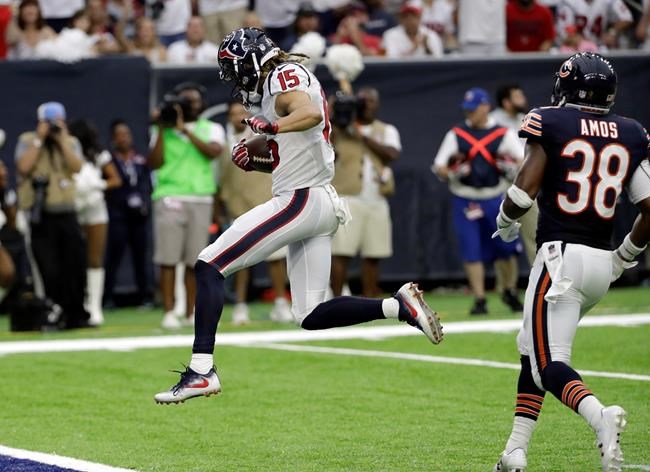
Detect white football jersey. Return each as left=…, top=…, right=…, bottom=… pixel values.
left=557, top=0, right=633, bottom=43
left=260, top=62, right=335, bottom=195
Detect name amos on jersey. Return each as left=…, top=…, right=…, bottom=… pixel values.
left=580, top=118, right=618, bottom=139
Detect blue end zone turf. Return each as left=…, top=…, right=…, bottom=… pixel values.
left=0, top=455, right=78, bottom=471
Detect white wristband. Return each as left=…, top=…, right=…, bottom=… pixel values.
left=617, top=234, right=647, bottom=262
left=507, top=184, right=534, bottom=209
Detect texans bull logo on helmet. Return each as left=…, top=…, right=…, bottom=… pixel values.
left=218, top=33, right=247, bottom=61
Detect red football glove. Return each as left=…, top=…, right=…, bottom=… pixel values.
left=243, top=117, right=279, bottom=135
left=231, top=139, right=254, bottom=172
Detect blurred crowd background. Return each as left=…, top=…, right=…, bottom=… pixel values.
left=1, top=0, right=650, bottom=62
left=0, top=0, right=648, bottom=333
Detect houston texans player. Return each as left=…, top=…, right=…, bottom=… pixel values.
left=154, top=28, right=443, bottom=404
left=492, top=53, right=650, bottom=472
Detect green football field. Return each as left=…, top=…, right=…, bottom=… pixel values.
left=0, top=287, right=648, bottom=471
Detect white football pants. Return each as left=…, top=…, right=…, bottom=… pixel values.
left=517, top=243, right=613, bottom=391
left=198, top=186, right=340, bottom=323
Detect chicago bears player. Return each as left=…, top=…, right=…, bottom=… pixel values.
left=154, top=28, right=443, bottom=404
left=492, top=53, right=650, bottom=472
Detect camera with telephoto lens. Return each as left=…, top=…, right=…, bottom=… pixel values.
left=331, top=91, right=367, bottom=129
left=30, top=176, right=49, bottom=225
left=158, top=93, right=193, bottom=128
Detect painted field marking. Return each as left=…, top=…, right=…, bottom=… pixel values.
left=244, top=342, right=650, bottom=382
left=623, top=466, right=650, bottom=471
left=0, top=313, right=649, bottom=356
left=0, top=445, right=136, bottom=472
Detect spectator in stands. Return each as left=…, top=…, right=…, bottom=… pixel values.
left=0, top=1, right=10, bottom=59
left=242, top=10, right=264, bottom=29
left=458, top=0, right=506, bottom=55
left=362, top=0, right=397, bottom=37
left=151, top=0, right=191, bottom=47
left=199, top=0, right=248, bottom=45
left=382, top=2, right=443, bottom=57
left=5, top=0, right=56, bottom=60
left=148, top=82, right=224, bottom=329
left=68, top=119, right=122, bottom=326
left=418, top=0, right=458, bottom=51
left=556, top=0, right=633, bottom=49
left=331, top=87, right=400, bottom=298
left=490, top=84, right=537, bottom=267
left=432, top=88, right=524, bottom=315
left=117, top=16, right=167, bottom=63
left=331, top=2, right=383, bottom=55
left=15, top=102, right=88, bottom=328
left=281, top=2, right=325, bottom=51
left=559, top=24, right=599, bottom=52
left=106, top=0, right=140, bottom=38
left=167, top=16, right=219, bottom=64
left=255, top=0, right=295, bottom=44
left=506, top=0, right=555, bottom=52
left=219, top=102, right=293, bottom=325
left=637, top=2, right=650, bottom=50
left=36, top=9, right=119, bottom=60
left=104, top=120, right=153, bottom=309
left=86, top=0, right=123, bottom=53
left=39, top=0, right=84, bottom=32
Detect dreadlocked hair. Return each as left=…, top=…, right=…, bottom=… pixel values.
left=260, top=50, right=310, bottom=77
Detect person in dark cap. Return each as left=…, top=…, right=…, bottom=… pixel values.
left=280, top=2, right=323, bottom=51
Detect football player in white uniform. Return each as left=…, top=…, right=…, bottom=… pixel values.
left=154, top=28, right=443, bottom=404
left=557, top=0, right=633, bottom=47
left=492, top=53, right=650, bottom=472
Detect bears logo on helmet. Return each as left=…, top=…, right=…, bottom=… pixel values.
left=558, top=59, right=573, bottom=78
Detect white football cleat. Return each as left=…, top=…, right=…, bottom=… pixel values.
left=154, top=366, right=221, bottom=404
left=232, top=303, right=250, bottom=326
left=493, top=448, right=527, bottom=472
left=394, top=282, right=443, bottom=344
left=161, top=311, right=182, bottom=329
left=270, top=298, right=294, bottom=323
left=596, top=405, right=627, bottom=471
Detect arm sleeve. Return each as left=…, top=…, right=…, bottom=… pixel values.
left=267, top=63, right=313, bottom=96
left=208, top=123, right=226, bottom=146
left=626, top=160, right=650, bottom=204
left=432, top=130, right=458, bottom=171
left=382, top=124, right=402, bottom=152
left=96, top=150, right=112, bottom=168
left=14, top=135, right=31, bottom=162
left=498, top=129, right=525, bottom=161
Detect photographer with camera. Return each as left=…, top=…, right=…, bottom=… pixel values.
left=15, top=102, right=89, bottom=329
left=148, top=82, right=224, bottom=329
left=330, top=87, right=401, bottom=298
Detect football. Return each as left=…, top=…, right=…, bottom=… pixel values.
left=243, top=135, right=275, bottom=173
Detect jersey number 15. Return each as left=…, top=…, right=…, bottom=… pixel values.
left=558, top=139, right=629, bottom=220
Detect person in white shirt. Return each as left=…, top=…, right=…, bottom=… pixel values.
left=199, top=0, right=248, bottom=45
left=152, top=0, right=191, bottom=46
left=416, top=0, right=457, bottom=50
left=557, top=0, right=633, bottom=48
left=382, top=2, right=443, bottom=58
left=167, top=16, right=219, bottom=65
left=38, top=0, right=84, bottom=32
left=458, top=0, right=506, bottom=55
left=331, top=87, right=402, bottom=298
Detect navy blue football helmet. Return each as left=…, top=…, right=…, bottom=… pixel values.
left=218, top=28, right=280, bottom=107
left=551, top=52, right=617, bottom=111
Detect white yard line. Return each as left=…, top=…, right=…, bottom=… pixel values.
left=0, top=313, right=649, bottom=356
left=623, top=466, right=650, bottom=471
left=0, top=445, right=136, bottom=472
left=244, top=342, right=650, bottom=382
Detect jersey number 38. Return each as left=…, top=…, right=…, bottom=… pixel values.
left=557, top=139, right=629, bottom=220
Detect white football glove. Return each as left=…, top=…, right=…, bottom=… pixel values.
left=611, top=250, right=637, bottom=282
left=492, top=202, right=520, bottom=242
left=610, top=234, right=646, bottom=282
